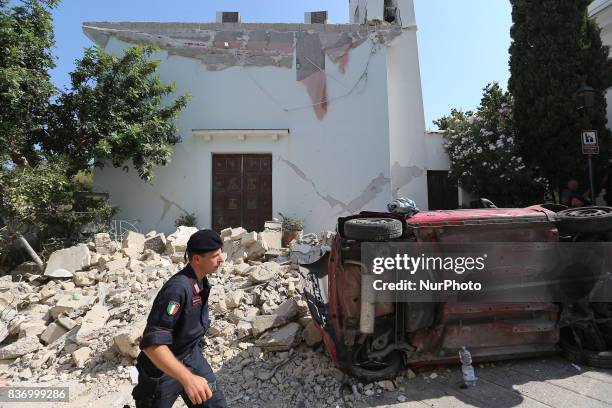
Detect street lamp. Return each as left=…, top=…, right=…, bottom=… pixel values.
left=576, top=84, right=595, bottom=110
left=575, top=83, right=596, bottom=204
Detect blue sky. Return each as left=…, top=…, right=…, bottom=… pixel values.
left=49, top=0, right=511, bottom=129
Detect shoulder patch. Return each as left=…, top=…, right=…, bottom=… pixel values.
left=166, top=301, right=181, bottom=315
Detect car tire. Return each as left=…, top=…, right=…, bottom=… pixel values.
left=556, top=206, right=612, bottom=233
left=560, top=340, right=612, bottom=369
left=348, top=351, right=404, bottom=381
left=343, top=218, right=403, bottom=241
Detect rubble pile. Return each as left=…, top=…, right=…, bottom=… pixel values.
left=0, top=222, right=385, bottom=407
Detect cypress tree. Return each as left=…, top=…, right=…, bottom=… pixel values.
left=509, top=0, right=612, bottom=199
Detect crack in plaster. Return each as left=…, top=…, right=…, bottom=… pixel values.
left=390, top=162, right=424, bottom=197
left=279, top=157, right=389, bottom=215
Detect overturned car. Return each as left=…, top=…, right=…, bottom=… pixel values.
left=301, top=204, right=612, bottom=380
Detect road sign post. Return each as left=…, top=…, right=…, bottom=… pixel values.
left=581, top=130, right=599, bottom=204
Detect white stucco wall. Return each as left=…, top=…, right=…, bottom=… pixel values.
left=94, top=35, right=397, bottom=234
left=91, top=1, right=449, bottom=235
left=590, top=1, right=612, bottom=131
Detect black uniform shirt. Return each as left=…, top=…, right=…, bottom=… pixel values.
left=137, top=264, right=211, bottom=373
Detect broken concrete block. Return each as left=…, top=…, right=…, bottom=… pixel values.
left=167, top=226, right=198, bottom=253
left=94, top=233, right=115, bottom=255
left=260, top=230, right=282, bottom=250
left=56, top=314, right=77, bottom=331
left=144, top=233, right=167, bottom=254
left=249, top=262, right=280, bottom=283
left=241, top=232, right=257, bottom=247
left=251, top=299, right=297, bottom=336
left=264, top=221, right=282, bottom=231
left=220, top=228, right=232, bottom=238
left=302, top=320, right=323, bottom=347
left=114, top=319, right=146, bottom=359
left=246, top=240, right=268, bottom=261
left=104, top=257, right=129, bottom=273
left=44, top=244, right=91, bottom=278
left=211, top=299, right=228, bottom=314
left=73, top=272, right=95, bottom=287
left=233, top=263, right=251, bottom=276
left=17, top=320, right=47, bottom=339
left=237, top=320, right=252, bottom=339
left=122, top=231, right=146, bottom=253
left=0, top=336, right=42, bottom=359
left=40, top=322, right=68, bottom=345
left=171, top=252, right=185, bottom=264
left=76, top=305, right=110, bottom=345
left=72, top=346, right=92, bottom=368
left=255, top=322, right=301, bottom=351
left=50, top=295, right=94, bottom=319
left=225, top=289, right=244, bottom=309
left=230, top=227, right=247, bottom=241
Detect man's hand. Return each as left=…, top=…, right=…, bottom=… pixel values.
left=180, top=373, right=212, bottom=405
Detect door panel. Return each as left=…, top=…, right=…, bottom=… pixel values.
left=427, top=170, right=459, bottom=210
left=212, top=154, right=272, bottom=232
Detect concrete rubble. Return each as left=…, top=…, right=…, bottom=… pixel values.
left=0, top=223, right=411, bottom=407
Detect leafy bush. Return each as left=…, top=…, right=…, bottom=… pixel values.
left=436, top=83, right=548, bottom=207
left=175, top=212, right=197, bottom=228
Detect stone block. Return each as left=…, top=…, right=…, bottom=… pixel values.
left=72, top=346, right=92, bottom=368
left=255, top=323, right=301, bottom=351
left=76, top=305, right=110, bottom=345
left=167, top=226, right=198, bottom=252
left=144, top=233, right=167, bottom=254
left=246, top=240, right=268, bottom=261
left=44, top=244, right=91, bottom=278
left=0, top=336, right=41, bottom=359
left=230, top=227, right=247, bottom=241
left=40, top=322, right=68, bottom=345
left=18, top=321, right=47, bottom=339
left=50, top=295, right=94, bottom=319
left=241, top=232, right=257, bottom=247
left=225, top=290, right=244, bottom=309
left=114, top=319, right=146, bottom=359
left=260, top=230, right=282, bottom=250
left=94, top=233, right=115, bottom=255
left=73, top=272, right=95, bottom=287
left=302, top=320, right=322, bottom=347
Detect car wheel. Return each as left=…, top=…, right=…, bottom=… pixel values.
left=343, top=218, right=403, bottom=241
left=556, top=206, right=612, bottom=233
left=348, top=350, right=404, bottom=381
left=560, top=340, right=612, bottom=369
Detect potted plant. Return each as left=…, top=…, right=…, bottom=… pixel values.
left=279, top=213, right=304, bottom=247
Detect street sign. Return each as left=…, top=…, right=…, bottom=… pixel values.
left=582, top=130, right=599, bottom=155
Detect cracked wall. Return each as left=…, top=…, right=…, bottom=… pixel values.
left=83, top=22, right=401, bottom=120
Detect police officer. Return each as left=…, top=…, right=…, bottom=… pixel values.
left=132, top=230, right=228, bottom=408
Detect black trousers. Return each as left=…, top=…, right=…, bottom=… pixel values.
left=132, top=350, right=227, bottom=408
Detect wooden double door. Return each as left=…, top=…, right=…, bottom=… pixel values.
left=212, top=154, right=272, bottom=232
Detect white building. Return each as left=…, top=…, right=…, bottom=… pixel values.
left=590, top=0, right=612, bottom=128
left=84, top=0, right=453, bottom=234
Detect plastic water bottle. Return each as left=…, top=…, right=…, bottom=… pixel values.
left=459, top=346, right=477, bottom=387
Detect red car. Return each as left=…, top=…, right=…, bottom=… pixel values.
left=301, top=204, right=612, bottom=380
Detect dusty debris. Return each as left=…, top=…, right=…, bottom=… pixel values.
left=0, top=223, right=342, bottom=407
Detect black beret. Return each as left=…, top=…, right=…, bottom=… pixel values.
left=186, top=229, right=223, bottom=253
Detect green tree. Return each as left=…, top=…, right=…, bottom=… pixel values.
left=509, top=0, right=612, bottom=199
left=0, top=0, right=58, bottom=165
left=436, top=83, right=547, bottom=207
left=43, top=46, right=190, bottom=181
left=0, top=1, right=189, bottom=270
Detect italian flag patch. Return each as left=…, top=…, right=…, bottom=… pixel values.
left=166, top=301, right=180, bottom=316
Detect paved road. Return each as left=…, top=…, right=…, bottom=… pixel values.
left=364, top=356, right=612, bottom=408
